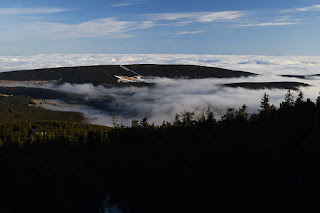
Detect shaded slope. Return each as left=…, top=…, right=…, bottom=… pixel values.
left=0, top=96, right=84, bottom=122
left=0, top=87, right=114, bottom=112
left=281, top=74, right=320, bottom=79
left=0, top=65, right=257, bottom=85
left=0, top=87, right=71, bottom=100
left=224, top=82, right=310, bottom=90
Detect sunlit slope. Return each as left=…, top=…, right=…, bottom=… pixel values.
left=0, top=64, right=256, bottom=85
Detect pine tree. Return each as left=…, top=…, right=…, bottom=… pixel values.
left=205, top=106, right=215, bottom=124
left=221, top=108, right=235, bottom=122
left=280, top=90, right=294, bottom=109
left=131, top=119, right=139, bottom=128
left=140, top=117, right=149, bottom=128
left=181, top=110, right=195, bottom=126
left=316, top=92, right=320, bottom=107
left=236, top=104, right=248, bottom=121
left=173, top=113, right=181, bottom=126
left=259, top=92, right=275, bottom=116
left=295, top=91, right=304, bottom=106
left=112, top=114, right=119, bottom=128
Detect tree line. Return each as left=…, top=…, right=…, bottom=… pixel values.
left=1, top=90, right=320, bottom=213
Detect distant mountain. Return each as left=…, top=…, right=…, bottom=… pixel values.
left=0, top=65, right=311, bottom=91
left=224, top=82, right=310, bottom=90
left=0, top=64, right=256, bottom=85
left=281, top=74, right=320, bottom=79
left=281, top=75, right=308, bottom=79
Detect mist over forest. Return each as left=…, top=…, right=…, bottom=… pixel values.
left=1, top=57, right=320, bottom=126
left=2, top=0, right=320, bottom=211
left=2, top=56, right=320, bottom=213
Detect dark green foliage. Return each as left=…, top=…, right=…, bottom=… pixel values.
left=221, top=107, right=236, bottom=123
left=316, top=92, right=320, bottom=107
left=131, top=119, right=139, bottom=128
left=0, top=87, right=70, bottom=100
left=295, top=90, right=304, bottom=105
left=112, top=114, right=119, bottom=128
left=259, top=92, right=275, bottom=118
left=224, top=81, right=309, bottom=90
left=0, top=95, right=84, bottom=122
left=181, top=110, right=195, bottom=126
left=2, top=92, right=320, bottom=213
left=280, top=89, right=295, bottom=109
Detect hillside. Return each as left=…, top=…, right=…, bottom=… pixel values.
left=0, top=95, right=84, bottom=122
left=224, top=82, right=310, bottom=90
left=0, top=64, right=256, bottom=85
left=0, top=87, right=71, bottom=100
left=281, top=74, right=320, bottom=79
left=1, top=92, right=320, bottom=213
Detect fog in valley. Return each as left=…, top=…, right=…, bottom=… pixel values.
left=2, top=54, right=320, bottom=126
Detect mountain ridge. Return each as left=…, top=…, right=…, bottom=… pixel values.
left=0, top=64, right=257, bottom=85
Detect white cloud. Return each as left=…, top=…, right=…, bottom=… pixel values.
left=38, top=75, right=320, bottom=126
left=1, top=54, right=320, bottom=75
left=18, top=18, right=150, bottom=39
left=2, top=15, right=156, bottom=40
left=149, top=11, right=246, bottom=23
left=273, top=16, right=301, bottom=22
left=109, top=0, right=149, bottom=7
left=2, top=54, right=320, bottom=126
left=0, top=7, right=72, bottom=15
left=282, top=4, right=320, bottom=13
left=110, top=3, right=134, bottom=7
left=238, top=22, right=297, bottom=27
left=130, top=21, right=155, bottom=30
left=178, top=31, right=206, bottom=35
left=197, top=11, right=246, bottom=22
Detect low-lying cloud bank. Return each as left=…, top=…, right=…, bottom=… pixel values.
left=38, top=75, right=320, bottom=126
left=1, top=54, right=320, bottom=75
left=2, top=54, right=320, bottom=126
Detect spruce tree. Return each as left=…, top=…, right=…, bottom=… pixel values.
left=112, top=114, right=119, bottom=128
left=259, top=92, right=275, bottom=117
left=280, top=90, right=295, bottom=109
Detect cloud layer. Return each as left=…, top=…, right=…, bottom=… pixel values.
left=39, top=75, right=320, bottom=126
left=149, top=11, right=245, bottom=23
left=2, top=54, right=320, bottom=126
left=282, top=4, right=320, bottom=13
left=1, top=54, right=320, bottom=75
left=1, top=4, right=320, bottom=55
left=0, top=7, right=71, bottom=15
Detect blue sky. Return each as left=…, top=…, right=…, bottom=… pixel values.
left=1, top=0, right=320, bottom=55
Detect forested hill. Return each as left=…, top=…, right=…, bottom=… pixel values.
left=0, top=64, right=256, bottom=85
left=2, top=91, right=320, bottom=213
left=224, top=82, right=310, bottom=90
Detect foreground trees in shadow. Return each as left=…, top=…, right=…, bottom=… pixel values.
left=1, top=90, right=320, bottom=213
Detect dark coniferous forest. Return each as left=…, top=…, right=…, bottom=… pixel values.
left=1, top=91, right=320, bottom=213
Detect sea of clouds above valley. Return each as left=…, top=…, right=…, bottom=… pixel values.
left=1, top=54, right=320, bottom=126
left=1, top=54, right=320, bottom=75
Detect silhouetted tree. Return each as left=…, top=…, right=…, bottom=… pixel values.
left=259, top=92, right=275, bottom=117
left=221, top=108, right=235, bottom=123
left=295, top=91, right=304, bottom=106
left=173, top=113, right=181, bottom=126
left=112, top=114, right=119, bottom=128
left=131, top=119, right=139, bottom=128
left=316, top=92, right=320, bottom=107
left=205, top=106, right=216, bottom=124
left=181, top=110, right=195, bottom=126
left=236, top=104, right=249, bottom=121
left=140, top=117, right=149, bottom=128
left=280, top=90, right=295, bottom=109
